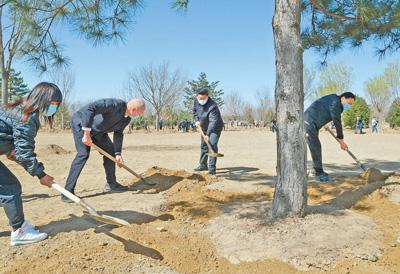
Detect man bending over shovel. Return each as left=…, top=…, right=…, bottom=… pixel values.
left=193, top=88, right=224, bottom=175
left=62, top=98, right=145, bottom=203
left=305, top=92, right=356, bottom=182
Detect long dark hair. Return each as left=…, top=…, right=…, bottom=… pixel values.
left=7, top=82, right=62, bottom=123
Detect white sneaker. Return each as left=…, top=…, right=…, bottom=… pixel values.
left=10, top=221, right=48, bottom=246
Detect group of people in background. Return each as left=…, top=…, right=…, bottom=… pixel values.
left=355, top=116, right=379, bottom=134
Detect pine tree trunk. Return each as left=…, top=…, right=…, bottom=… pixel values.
left=271, top=0, right=307, bottom=218
left=1, top=71, right=9, bottom=106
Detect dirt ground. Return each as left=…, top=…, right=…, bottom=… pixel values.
left=0, top=129, right=399, bottom=274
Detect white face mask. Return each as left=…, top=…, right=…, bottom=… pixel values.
left=197, top=97, right=208, bottom=106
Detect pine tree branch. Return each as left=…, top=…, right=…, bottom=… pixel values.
left=310, top=0, right=361, bottom=22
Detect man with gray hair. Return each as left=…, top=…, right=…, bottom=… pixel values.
left=62, top=98, right=145, bottom=202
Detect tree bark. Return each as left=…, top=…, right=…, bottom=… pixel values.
left=1, top=71, right=9, bottom=105
left=271, top=0, right=308, bottom=218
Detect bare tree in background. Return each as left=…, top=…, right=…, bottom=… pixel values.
left=365, top=75, right=393, bottom=126
left=254, top=88, right=274, bottom=123
left=242, top=102, right=255, bottom=125
left=49, top=68, right=75, bottom=129
left=318, top=63, right=353, bottom=97
left=223, top=91, right=243, bottom=121
left=303, top=66, right=317, bottom=103
left=384, top=61, right=400, bottom=99
left=126, top=62, right=185, bottom=131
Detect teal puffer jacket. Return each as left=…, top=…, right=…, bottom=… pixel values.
left=0, top=106, right=45, bottom=177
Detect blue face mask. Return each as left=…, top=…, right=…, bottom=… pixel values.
left=343, top=103, right=351, bottom=110
left=45, top=104, right=59, bottom=117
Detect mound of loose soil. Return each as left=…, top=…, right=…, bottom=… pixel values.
left=361, top=168, right=387, bottom=182
left=38, top=144, right=70, bottom=155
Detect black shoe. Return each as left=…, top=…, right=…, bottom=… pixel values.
left=61, top=194, right=74, bottom=204
left=208, top=170, right=216, bottom=175
left=194, top=166, right=208, bottom=172
left=105, top=182, right=129, bottom=192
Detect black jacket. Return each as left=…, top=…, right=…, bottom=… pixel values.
left=193, top=98, right=224, bottom=135
left=72, top=99, right=131, bottom=154
left=0, top=106, right=45, bottom=177
left=305, top=94, right=344, bottom=139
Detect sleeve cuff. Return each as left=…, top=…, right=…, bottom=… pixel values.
left=115, top=152, right=121, bottom=156
left=82, top=127, right=92, bottom=131
left=37, top=171, right=47, bottom=179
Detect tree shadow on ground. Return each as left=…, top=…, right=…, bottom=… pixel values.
left=129, top=174, right=184, bottom=193
left=309, top=159, right=400, bottom=178
left=35, top=210, right=171, bottom=259
left=166, top=192, right=272, bottom=221
left=38, top=210, right=173, bottom=236
left=216, top=166, right=276, bottom=187
left=307, top=181, right=400, bottom=214
left=22, top=193, right=52, bottom=203
left=0, top=231, right=9, bottom=238
left=94, top=227, right=163, bottom=260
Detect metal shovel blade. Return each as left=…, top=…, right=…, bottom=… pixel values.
left=83, top=211, right=130, bottom=226
left=52, top=183, right=129, bottom=226
left=207, top=152, right=224, bottom=157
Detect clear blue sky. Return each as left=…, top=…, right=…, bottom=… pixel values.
left=13, top=0, right=400, bottom=104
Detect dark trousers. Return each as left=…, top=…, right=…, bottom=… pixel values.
left=0, top=161, right=25, bottom=230
left=65, top=124, right=117, bottom=193
left=199, top=132, right=220, bottom=172
left=305, top=122, right=324, bottom=175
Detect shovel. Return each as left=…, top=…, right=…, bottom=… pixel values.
left=90, top=143, right=156, bottom=186
left=325, top=127, right=367, bottom=171
left=197, top=126, right=224, bottom=157
left=52, top=183, right=129, bottom=226
left=325, top=127, right=386, bottom=182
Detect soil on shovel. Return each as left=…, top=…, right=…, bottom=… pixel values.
left=360, top=167, right=387, bottom=182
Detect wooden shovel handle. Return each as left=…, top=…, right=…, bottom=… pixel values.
left=324, top=127, right=366, bottom=171
left=52, top=182, right=97, bottom=213
left=52, top=183, right=80, bottom=203
left=197, top=126, right=216, bottom=154
left=90, top=143, right=146, bottom=181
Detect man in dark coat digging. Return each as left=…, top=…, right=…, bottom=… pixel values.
left=304, top=92, right=356, bottom=182
left=193, top=88, right=224, bottom=175
left=62, top=98, right=145, bottom=203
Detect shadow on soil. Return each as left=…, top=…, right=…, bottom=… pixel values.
left=38, top=210, right=174, bottom=236
left=95, top=227, right=163, bottom=260
left=36, top=210, right=172, bottom=259
left=216, top=166, right=276, bottom=187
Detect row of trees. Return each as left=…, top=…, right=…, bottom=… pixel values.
left=121, top=62, right=275, bottom=129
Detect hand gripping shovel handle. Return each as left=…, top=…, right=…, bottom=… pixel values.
left=90, top=143, right=155, bottom=185
left=324, top=127, right=367, bottom=171
left=197, top=126, right=219, bottom=154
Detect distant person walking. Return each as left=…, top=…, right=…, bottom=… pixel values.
left=356, top=117, right=363, bottom=134
left=193, top=88, right=224, bottom=175
left=304, top=92, right=356, bottom=182
left=371, top=117, right=379, bottom=133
